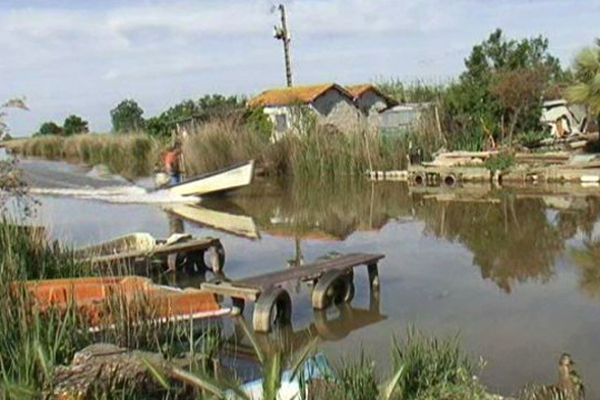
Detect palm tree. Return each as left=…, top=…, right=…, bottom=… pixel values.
left=567, top=38, right=600, bottom=129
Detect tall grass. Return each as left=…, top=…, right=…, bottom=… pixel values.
left=8, top=117, right=443, bottom=181
left=0, top=221, right=90, bottom=397
left=6, top=134, right=161, bottom=180
left=316, top=328, right=489, bottom=400
left=182, top=117, right=437, bottom=180
left=0, top=219, right=210, bottom=398
left=182, top=117, right=269, bottom=176
left=391, top=328, right=484, bottom=399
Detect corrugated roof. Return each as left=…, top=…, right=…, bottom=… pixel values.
left=248, top=83, right=353, bottom=107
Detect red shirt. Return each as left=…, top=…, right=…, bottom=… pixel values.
left=164, top=151, right=180, bottom=173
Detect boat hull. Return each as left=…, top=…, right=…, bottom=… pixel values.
left=14, top=276, right=229, bottom=329
left=168, top=160, right=255, bottom=197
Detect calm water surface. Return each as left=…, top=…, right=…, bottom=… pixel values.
left=15, top=158, right=600, bottom=397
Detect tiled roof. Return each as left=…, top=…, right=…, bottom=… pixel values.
left=346, top=84, right=375, bottom=97
left=346, top=84, right=398, bottom=107
left=248, top=83, right=353, bottom=107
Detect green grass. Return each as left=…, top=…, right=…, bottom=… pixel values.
left=0, top=219, right=209, bottom=399
left=392, top=328, right=484, bottom=400
left=181, top=116, right=444, bottom=180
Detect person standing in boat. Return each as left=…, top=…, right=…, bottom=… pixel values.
left=164, top=144, right=182, bottom=185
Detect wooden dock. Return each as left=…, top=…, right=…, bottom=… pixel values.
left=408, top=165, right=600, bottom=187
left=83, top=237, right=225, bottom=275
left=201, top=252, right=385, bottom=333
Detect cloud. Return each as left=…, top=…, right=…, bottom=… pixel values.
left=0, top=0, right=598, bottom=136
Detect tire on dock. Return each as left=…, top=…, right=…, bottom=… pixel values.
left=252, top=287, right=292, bottom=333
left=443, top=173, right=457, bottom=187
left=208, top=242, right=226, bottom=273
left=184, top=250, right=208, bottom=273
left=411, top=171, right=426, bottom=186
left=311, top=269, right=355, bottom=310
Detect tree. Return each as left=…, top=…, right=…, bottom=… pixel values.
left=445, top=29, right=565, bottom=145
left=37, top=121, right=63, bottom=136
left=490, top=67, right=548, bottom=143
left=63, top=115, right=88, bottom=136
left=111, top=99, right=145, bottom=132
left=146, top=95, right=245, bottom=137
left=567, top=38, right=600, bottom=128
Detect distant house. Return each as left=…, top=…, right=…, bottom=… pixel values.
left=346, top=84, right=397, bottom=115
left=248, top=84, right=361, bottom=140
left=346, top=84, right=398, bottom=133
left=379, top=102, right=436, bottom=135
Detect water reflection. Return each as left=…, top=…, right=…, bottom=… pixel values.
left=413, top=185, right=600, bottom=293
left=225, top=291, right=385, bottom=360
left=170, top=180, right=600, bottom=294
left=571, top=239, right=600, bottom=299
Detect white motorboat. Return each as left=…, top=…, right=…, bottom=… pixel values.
left=162, top=160, right=255, bottom=197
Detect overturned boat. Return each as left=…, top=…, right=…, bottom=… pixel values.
left=14, top=276, right=230, bottom=330
left=158, top=160, right=255, bottom=197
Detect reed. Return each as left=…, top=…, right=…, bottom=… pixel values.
left=182, top=116, right=269, bottom=176
left=391, top=327, right=486, bottom=400
left=182, top=117, right=423, bottom=179
left=6, top=134, right=161, bottom=180
left=0, top=219, right=206, bottom=398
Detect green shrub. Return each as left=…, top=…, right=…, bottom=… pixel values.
left=484, top=152, right=515, bottom=172
left=392, top=328, right=477, bottom=399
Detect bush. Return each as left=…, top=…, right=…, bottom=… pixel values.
left=392, top=328, right=479, bottom=399
left=63, top=115, right=88, bottom=136
left=37, top=121, right=63, bottom=136
left=484, top=152, right=515, bottom=172
left=111, top=99, right=145, bottom=133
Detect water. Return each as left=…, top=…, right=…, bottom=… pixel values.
left=12, top=158, right=600, bottom=397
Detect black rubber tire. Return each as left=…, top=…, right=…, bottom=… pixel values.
left=184, top=250, right=207, bottom=274
left=412, top=172, right=426, bottom=186
left=209, top=242, right=226, bottom=273
left=311, top=270, right=355, bottom=310
left=252, top=287, right=292, bottom=333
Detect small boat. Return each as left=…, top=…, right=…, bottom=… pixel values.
left=14, top=276, right=230, bottom=330
left=74, top=232, right=226, bottom=273
left=163, top=160, right=255, bottom=197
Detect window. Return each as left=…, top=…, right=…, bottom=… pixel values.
left=275, top=114, right=288, bottom=132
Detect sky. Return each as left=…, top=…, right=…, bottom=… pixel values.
left=1, top=0, right=599, bottom=136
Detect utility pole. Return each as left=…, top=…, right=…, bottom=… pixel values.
left=273, top=4, right=293, bottom=87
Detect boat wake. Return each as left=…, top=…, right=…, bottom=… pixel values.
left=29, top=186, right=200, bottom=204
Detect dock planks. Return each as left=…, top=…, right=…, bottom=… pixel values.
left=201, top=252, right=385, bottom=332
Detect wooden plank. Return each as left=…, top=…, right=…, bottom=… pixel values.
left=200, top=282, right=260, bottom=301
left=236, top=253, right=384, bottom=290
left=151, top=237, right=218, bottom=256
left=436, top=151, right=496, bottom=159
left=86, top=238, right=218, bottom=264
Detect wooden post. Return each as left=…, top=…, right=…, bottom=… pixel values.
left=275, top=4, right=293, bottom=87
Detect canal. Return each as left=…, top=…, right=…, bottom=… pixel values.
left=13, top=157, right=600, bottom=397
